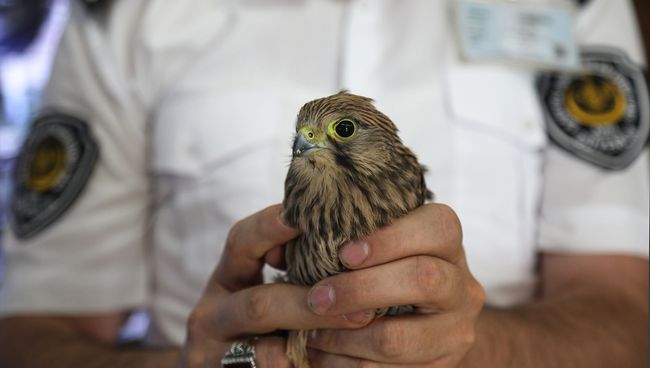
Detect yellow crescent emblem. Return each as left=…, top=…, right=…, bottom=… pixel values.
left=564, top=75, right=627, bottom=127
left=27, top=137, right=67, bottom=192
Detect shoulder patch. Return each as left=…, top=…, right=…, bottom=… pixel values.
left=536, top=47, right=649, bottom=170
left=11, top=113, right=98, bottom=239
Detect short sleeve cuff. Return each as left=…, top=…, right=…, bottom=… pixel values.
left=538, top=205, right=649, bottom=258
left=0, top=230, right=149, bottom=317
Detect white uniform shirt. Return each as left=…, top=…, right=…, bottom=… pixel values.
left=1, top=0, right=648, bottom=346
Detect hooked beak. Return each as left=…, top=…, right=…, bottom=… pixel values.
left=292, top=129, right=326, bottom=157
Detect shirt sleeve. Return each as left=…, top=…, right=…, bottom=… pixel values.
left=537, top=0, right=649, bottom=258
left=0, top=2, right=150, bottom=316
left=538, top=147, right=649, bottom=257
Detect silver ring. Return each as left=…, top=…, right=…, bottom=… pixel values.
left=221, top=338, right=257, bottom=368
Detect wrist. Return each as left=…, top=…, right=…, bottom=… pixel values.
left=459, top=308, right=521, bottom=368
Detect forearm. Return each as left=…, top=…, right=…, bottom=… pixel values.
left=462, top=286, right=648, bottom=367
left=0, top=317, right=180, bottom=368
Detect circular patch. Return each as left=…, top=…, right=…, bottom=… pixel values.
left=11, top=113, right=98, bottom=239
left=537, top=47, right=649, bottom=170
left=565, top=75, right=627, bottom=126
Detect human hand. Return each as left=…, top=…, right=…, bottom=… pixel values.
left=181, top=204, right=374, bottom=368
left=305, top=203, right=485, bottom=367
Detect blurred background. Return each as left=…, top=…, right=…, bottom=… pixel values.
left=0, top=0, right=648, bottom=282
left=0, top=0, right=68, bottom=282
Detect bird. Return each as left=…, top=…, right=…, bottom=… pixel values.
left=282, top=91, right=432, bottom=368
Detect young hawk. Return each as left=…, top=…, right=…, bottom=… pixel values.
left=283, top=91, right=431, bottom=367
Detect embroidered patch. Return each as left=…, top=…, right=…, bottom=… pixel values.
left=537, top=47, right=649, bottom=170
left=11, top=113, right=98, bottom=239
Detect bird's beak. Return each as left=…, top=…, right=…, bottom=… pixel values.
left=293, top=127, right=326, bottom=157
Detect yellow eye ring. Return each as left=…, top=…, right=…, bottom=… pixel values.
left=328, top=119, right=357, bottom=141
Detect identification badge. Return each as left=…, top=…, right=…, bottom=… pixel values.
left=455, top=0, right=580, bottom=70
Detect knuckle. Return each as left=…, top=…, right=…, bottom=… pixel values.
left=184, top=350, right=204, bottom=368
left=225, top=222, right=244, bottom=253
left=258, top=211, right=275, bottom=237
left=246, top=288, right=272, bottom=322
left=372, top=319, right=407, bottom=359
left=435, top=204, right=463, bottom=245
left=431, top=355, right=457, bottom=368
left=467, top=279, right=486, bottom=311
left=357, top=360, right=379, bottom=368
left=315, top=329, right=339, bottom=350
left=457, top=326, right=477, bottom=354
left=186, top=306, right=208, bottom=337
left=414, top=256, right=440, bottom=297
left=259, top=340, right=290, bottom=368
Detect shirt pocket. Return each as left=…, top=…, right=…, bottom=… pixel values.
left=442, top=62, right=548, bottom=306
left=151, top=91, right=287, bottom=278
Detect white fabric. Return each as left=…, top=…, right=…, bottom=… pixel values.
left=1, top=0, right=647, bottom=346
left=0, top=1, right=150, bottom=314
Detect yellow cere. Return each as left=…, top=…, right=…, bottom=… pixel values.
left=298, top=125, right=326, bottom=145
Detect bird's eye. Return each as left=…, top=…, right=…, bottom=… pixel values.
left=334, top=120, right=355, bottom=138
left=327, top=119, right=358, bottom=141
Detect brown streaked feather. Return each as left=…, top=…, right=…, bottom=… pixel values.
left=283, top=91, right=432, bottom=367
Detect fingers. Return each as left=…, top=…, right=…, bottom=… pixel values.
left=308, top=314, right=475, bottom=365
left=307, top=256, right=464, bottom=315
left=227, top=204, right=299, bottom=259
left=215, top=204, right=299, bottom=291
left=264, top=244, right=287, bottom=270
left=184, top=336, right=292, bottom=368
left=254, top=336, right=293, bottom=368
left=213, top=283, right=374, bottom=339
left=186, top=281, right=374, bottom=367
left=339, top=203, right=464, bottom=269
left=309, top=348, right=457, bottom=368
left=309, top=349, right=448, bottom=368
left=308, top=350, right=361, bottom=368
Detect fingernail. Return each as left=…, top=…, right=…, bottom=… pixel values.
left=308, top=285, right=335, bottom=313
left=340, top=240, right=369, bottom=267
left=343, top=309, right=375, bottom=324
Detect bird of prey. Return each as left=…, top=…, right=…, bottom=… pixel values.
left=283, top=91, right=432, bottom=367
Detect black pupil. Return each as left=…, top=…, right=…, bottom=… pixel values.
left=335, top=121, right=354, bottom=138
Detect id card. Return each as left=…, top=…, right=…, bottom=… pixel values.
left=455, top=0, right=580, bottom=70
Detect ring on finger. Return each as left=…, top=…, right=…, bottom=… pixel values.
left=221, top=337, right=258, bottom=368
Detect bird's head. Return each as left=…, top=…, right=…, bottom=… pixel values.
left=290, top=91, right=402, bottom=176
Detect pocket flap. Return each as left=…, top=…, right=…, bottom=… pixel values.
left=152, top=92, right=278, bottom=177
left=444, top=62, right=547, bottom=148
